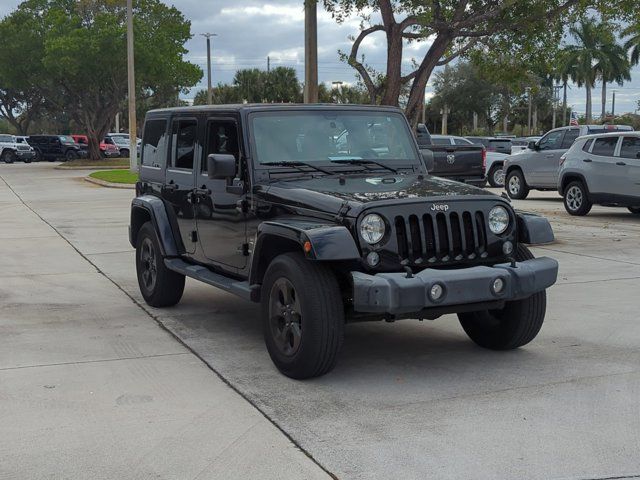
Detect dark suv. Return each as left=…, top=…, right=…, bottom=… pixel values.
left=130, top=104, right=558, bottom=379
left=28, top=135, right=86, bottom=161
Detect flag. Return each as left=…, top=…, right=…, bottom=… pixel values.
left=569, top=111, right=579, bottom=126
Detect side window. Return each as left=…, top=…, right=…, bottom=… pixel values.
left=561, top=129, right=579, bottom=149
left=592, top=137, right=618, bottom=157
left=203, top=120, right=240, bottom=172
left=453, top=138, right=472, bottom=145
left=619, top=137, right=640, bottom=160
left=141, top=119, right=168, bottom=167
left=582, top=139, right=594, bottom=153
left=538, top=131, right=564, bottom=151
left=171, top=118, right=197, bottom=170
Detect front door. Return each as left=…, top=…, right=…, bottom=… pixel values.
left=618, top=136, right=640, bottom=198
left=533, top=129, right=566, bottom=186
left=163, top=117, right=199, bottom=254
left=195, top=117, right=247, bottom=270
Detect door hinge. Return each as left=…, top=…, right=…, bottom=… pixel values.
left=236, top=199, right=249, bottom=214
left=241, top=243, right=250, bottom=256
left=190, top=231, right=198, bottom=242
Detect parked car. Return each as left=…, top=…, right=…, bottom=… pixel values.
left=465, top=136, right=513, bottom=155
left=558, top=132, right=640, bottom=215
left=416, top=126, right=486, bottom=186
left=0, top=134, right=36, bottom=163
left=28, top=135, right=87, bottom=161
left=71, top=134, right=121, bottom=158
left=130, top=104, right=558, bottom=379
left=511, top=137, right=541, bottom=154
left=504, top=124, right=634, bottom=199
left=431, top=135, right=509, bottom=187
left=105, top=133, right=141, bottom=157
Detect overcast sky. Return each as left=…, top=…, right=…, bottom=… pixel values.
left=1, top=0, right=639, bottom=116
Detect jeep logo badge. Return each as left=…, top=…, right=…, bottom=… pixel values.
left=431, top=204, right=449, bottom=212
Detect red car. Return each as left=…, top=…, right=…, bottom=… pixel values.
left=71, top=134, right=121, bottom=158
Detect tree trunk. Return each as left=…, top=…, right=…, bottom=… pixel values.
left=601, top=80, right=607, bottom=120
left=562, top=82, right=567, bottom=126
left=585, top=84, right=592, bottom=123
left=381, top=23, right=404, bottom=106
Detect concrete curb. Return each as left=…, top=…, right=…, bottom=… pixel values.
left=84, top=176, right=135, bottom=189
left=57, top=165, right=128, bottom=170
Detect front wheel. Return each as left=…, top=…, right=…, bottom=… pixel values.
left=628, top=207, right=640, bottom=215
left=65, top=150, right=78, bottom=161
left=563, top=181, right=592, bottom=216
left=488, top=164, right=505, bottom=188
left=1, top=150, right=16, bottom=164
left=506, top=170, right=529, bottom=199
left=458, top=245, right=546, bottom=350
left=136, top=222, right=185, bottom=307
left=261, top=252, right=344, bottom=379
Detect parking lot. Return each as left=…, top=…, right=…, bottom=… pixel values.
left=1, top=162, right=639, bottom=479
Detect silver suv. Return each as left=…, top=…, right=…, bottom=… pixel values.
left=504, top=125, right=633, bottom=199
left=558, top=132, right=640, bottom=216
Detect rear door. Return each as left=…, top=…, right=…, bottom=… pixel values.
left=164, top=116, right=199, bottom=254
left=588, top=136, right=619, bottom=194
left=618, top=136, right=640, bottom=198
left=530, top=129, right=565, bottom=186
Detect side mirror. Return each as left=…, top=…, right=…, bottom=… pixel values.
left=636, top=151, right=640, bottom=159
left=528, top=140, right=538, bottom=150
left=207, top=154, right=237, bottom=180
left=421, top=151, right=435, bottom=173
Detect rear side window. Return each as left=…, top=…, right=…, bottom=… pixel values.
left=171, top=119, right=198, bottom=170
left=431, top=137, right=451, bottom=145
left=141, top=119, right=168, bottom=167
left=582, top=139, right=594, bottom=152
left=561, top=129, right=579, bottom=148
left=591, top=137, right=618, bottom=157
left=620, top=137, right=640, bottom=159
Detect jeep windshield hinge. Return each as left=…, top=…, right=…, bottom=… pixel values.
left=335, top=202, right=351, bottom=222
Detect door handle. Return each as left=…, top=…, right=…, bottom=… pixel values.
left=545, top=154, right=555, bottom=158
left=582, top=159, right=592, bottom=163
left=163, top=182, right=178, bottom=192
left=194, top=187, right=211, bottom=196
left=616, top=161, right=626, bottom=166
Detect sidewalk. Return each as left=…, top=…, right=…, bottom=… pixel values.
left=0, top=165, right=329, bottom=479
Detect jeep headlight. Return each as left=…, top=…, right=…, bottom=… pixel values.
left=360, top=214, right=386, bottom=244
left=488, top=206, right=510, bottom=235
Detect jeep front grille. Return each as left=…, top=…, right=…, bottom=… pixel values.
left=394, top=211, right=488, bottom=264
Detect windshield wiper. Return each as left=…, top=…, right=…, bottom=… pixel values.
left=261, top=161, right=335, bottom=175
left=330, top=158, right=397, bottom=174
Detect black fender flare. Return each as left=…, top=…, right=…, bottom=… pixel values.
left=130, top=195, right=182, bottom=256
left=558, top=171, right=590, bottom=196
left=249, top=220, right=361, bottom=285
left=516, top=212, right=555, bottom=245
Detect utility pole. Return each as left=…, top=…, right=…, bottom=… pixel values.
left=526, top=87, right=532, bottom=135
left=126, top=0, right=137, bottom=172
left=303, top=0, right=318, bottom=103
left=440, top=105, right=450, bottom=135
left=562, top=82, right=568, bottom=126
left=267, top=56, right=270, bottom=73
left=201, top=33, right=217, bottom=105
left=612, top=90, right=617, bottom=117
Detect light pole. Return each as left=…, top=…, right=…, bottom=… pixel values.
left=304, top=0, right=318, bottom=103
left=126, top=0, right=137, bottom=172
left=611, top=90, right=617, bottom=117
left=526, top=87, right=532, bottom=135
left=201, top=33, right=217, bottom=105
left=332, top=81, right=343, bottom=103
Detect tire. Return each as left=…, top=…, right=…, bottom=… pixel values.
left=135, top=222, right=185, bottom=308
left=458, top=244, right=546, bottom=350
left=488, top=163, right=505, bottom=188
left=2, top=150, right=16, bottom=164
left=34, top=149, right=42, bottom=162
left=65, top=150, right=78, bottom=161
left=261, top=252, right=344, bottom=379
left=628, top=207, right=640, bottom=215
left=24, top=157, right=32, bottom=164
left=506, top=169, right=529, bottom=199
left=563, top=180, right=592, bottom=216
left=121, top=149, right=130, bottom=158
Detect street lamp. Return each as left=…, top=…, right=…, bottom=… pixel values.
left=126, top=0, right=137, bottom=172
left=201, top=33, right=218, bottom=105
left=525, top=87, right=532, bottom=135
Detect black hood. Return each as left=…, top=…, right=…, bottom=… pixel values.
left=261, top=173, right=500, bottom=217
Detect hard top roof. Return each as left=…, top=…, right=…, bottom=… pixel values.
left=147, top=103, right=404, bottom=116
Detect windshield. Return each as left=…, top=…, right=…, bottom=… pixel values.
left=250, top=111, right=420, bottom=167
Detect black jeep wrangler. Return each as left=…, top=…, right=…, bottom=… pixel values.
left=130, top=104, right=558, bottom=379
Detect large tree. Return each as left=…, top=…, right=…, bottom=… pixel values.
left=0, top=0, right=201, bottom=159
left=323, top=0, right=604, bottom=125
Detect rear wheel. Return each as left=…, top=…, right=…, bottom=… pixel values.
left=458, top=245, right=546, bottom=350
left=121, top=149, right=130, bottom=158
left=563, top=181, right=592, bottom=216
left=1, top=150, right=16, bottom=164
left=628, top=207, right=640, bottom=215
left=506, top=170, right=529, bottom=199
left=261, top=252, right=344, bottom=379
left=135, top=222, right=185, bottom=307
left=488, top=163, right=505, bottom=187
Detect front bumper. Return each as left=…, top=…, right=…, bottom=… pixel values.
left=16, top=151, right=36, bottom=160
left=351, top=257, right=558, bottom=315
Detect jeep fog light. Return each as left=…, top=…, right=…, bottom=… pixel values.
left=488, top=206, right=509, bottom=235
left=492, top=278, right=505, bottom=294
left=366, top=251, right=380, bottom=267
left=429, top=283, right=445, bottom=302
left=360, top=214, right=386, bottom=244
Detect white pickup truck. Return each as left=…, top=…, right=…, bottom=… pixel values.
left=0, top=134, right=36, bottom=163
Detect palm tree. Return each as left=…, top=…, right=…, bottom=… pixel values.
left=562, top=19, right=629, bottom=123
left=554, top=50, right=576, bottom=126
left=623, top=24, right=640, bottom=66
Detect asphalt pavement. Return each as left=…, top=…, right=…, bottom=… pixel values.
left=1, top=163, right=639, bottom=479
